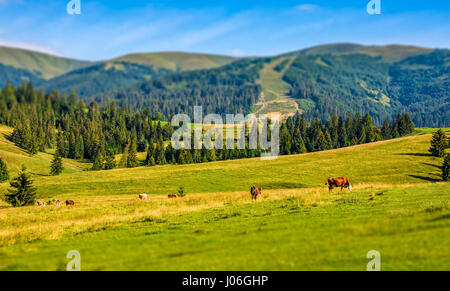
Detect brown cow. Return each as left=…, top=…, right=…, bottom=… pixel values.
left=36, top=200, right=46, bottom=207
left=250, top=186, right=262, bottom=201
left=65, top=200, right=75, bottom=206
left=168, top=194, right=177, bottom=198
left=327, top=177, right=352, bottom=192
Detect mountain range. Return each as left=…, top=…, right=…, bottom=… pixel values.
left=0, top=43, right=448, bottom=127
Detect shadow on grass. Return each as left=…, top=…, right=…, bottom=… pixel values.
left=408, top=175, right=442, bottom=182
left=428, top=213, right=450, bottom=222
left=395, top=153, right=432, bottom=157
left=422, top=163, right=442, bottom=170
left=30, top=172, right=51, bottom=177
left=259, top=182, right=308, bottom=189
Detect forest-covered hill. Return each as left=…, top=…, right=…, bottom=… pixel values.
left=0, top=44, right=448, bottom=126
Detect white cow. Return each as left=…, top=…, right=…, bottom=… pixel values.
left=139, top=194, right=149, bottom=200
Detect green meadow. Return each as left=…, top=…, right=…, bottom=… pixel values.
left=0, top=126, right=449, bottom=270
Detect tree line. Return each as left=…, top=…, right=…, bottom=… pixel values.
left=0, top=81, right=416, bottom=173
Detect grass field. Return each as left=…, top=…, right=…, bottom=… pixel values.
left=0, top=126, right=449, bottom=270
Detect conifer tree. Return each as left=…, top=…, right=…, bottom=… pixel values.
left=145, top=139, right=155, bottom=166
left=0, top=157, right=9, bottom=182
left=56, top=132, right=67, bottom=157
left=75, top=135, right=84, bottom=160
left=208, top=148, right=217, bottom=162
left=92, top=151, right=104, bottom=171
left=127, top=136, right=139, bottom=168
left=316, top=130, right=331, bottom=151
left=429, top=129, right=447, bottom=157
left=4, top=166, right=37, bottom=207
left=155, top=140, right=166, bottom=165
left=120, top=143, right=129, bottom=168
left=280, top=125, right=291, bottom=155
left=338, top=122, right=348, bottom=147
left=104, top=149, right=117, bottom=170
left=28, top=133, right=39, bottom=155
left=50, top=151, right=63, bottom=176
left=443, top=154, right=450, bottom=181
left=68, top=132, right=76, bottom=159
left=381, top=119, right=391, bottom=140
left=291, top=128, right=307, bottom=154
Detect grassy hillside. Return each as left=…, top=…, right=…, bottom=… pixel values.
left=0, top=127, right=449, bottom=270
left=254, top=57, right=301, bottom=118
left=0, top=46, right=90, bottom=79
left=0, top=125, right=89, bottom=176
left=114, top=52, right=235, bottom=71
left=285, top=43, right=432, bottom=63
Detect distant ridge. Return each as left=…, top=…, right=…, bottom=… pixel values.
left=0, top=46, right=91, bottom=79
left=113, top=51, right=235, bottom=71
left=283, top=43, right=433, bottom=63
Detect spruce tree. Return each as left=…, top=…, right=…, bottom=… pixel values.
left=155, top=139, right=166, bottom=165
left=316, top=130, right=332, bottom=151
left=279, top=125, right=291, bottom=155
left=104, top=149, right=117, bottom=170
left=50, top=151, right=63, bottom=176
left=56, top=132, right=67, bottom=157
left=68, top=132, right=76, bottom=159
left=338, top=122, right=348, bottom=147
left=127, top=136, right=139, bottom=168
left=208, top=148, right=217, bottom=162
left=75, top=136, right=84, bottom=160
left=381, top=120, right=391, bottom=140
left=291, top=128, right=307, bottom=154
left=443, top=154, right=450, bottom=181
left=92, top=151, right=104, bottom=171
left=28, top=133, right=39, bottom=155
left=145, top=139, right=155, bottom=166
left=4, top=166, right=37, bottom=207
left=429, top=129, right=447, bottom=157
left=0, top=157, right=9, bottom=182
left=120, top=144, right=129, bottom=168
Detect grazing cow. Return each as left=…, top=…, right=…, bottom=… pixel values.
left=250, top=186, right=262, bottom=201
left=54, top=199, right=62, bottom=206
left=37, top=200, right=46, bottom=207
left=327, top=177, right=352, bottom=192
left=65, top=200, right=75, bottom=206
left=168, top=194, right=177, bottom=198
left=139, top=194, right=149, bottom=200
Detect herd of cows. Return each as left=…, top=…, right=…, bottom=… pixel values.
left=34, top=177, right=352, bottom=207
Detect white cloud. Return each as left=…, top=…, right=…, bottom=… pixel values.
left=227, top=49, right=246, bottom=57
left=295, top=4, right=319, bottom=13
left=0, top=39, right=64, bottom=56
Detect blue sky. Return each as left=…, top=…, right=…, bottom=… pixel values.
left=0, top=0, right=449, bottom=60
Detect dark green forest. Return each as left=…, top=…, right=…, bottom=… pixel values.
left=97, top=58, right=266, bottom=118
left=39, top=61, right=174, bottom=98
left=283, top=50, right=449, bottom=127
